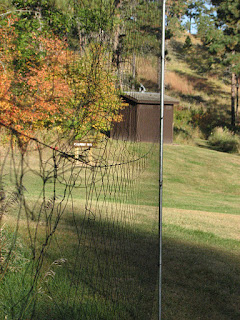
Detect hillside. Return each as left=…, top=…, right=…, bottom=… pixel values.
left=137, top=33, right=237, bottom=145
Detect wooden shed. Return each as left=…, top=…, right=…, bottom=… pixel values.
left=111, top=92, right=179, bottom=144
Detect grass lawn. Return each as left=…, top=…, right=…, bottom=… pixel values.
left=1, top=141, right=240, bottom=319
left=162, top=145, right=240, bottom=320
left=141, top=144, right=240, bottom=214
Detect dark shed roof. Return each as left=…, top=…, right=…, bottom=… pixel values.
left=122, top=92, right=179, bottom=105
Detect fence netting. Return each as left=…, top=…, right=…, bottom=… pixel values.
left=0, top=1, right=161, bottom=319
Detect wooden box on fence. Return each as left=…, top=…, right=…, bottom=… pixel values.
left=73, top=141, right=94, bottom=164
left=111, top=92, right=179, bottom=144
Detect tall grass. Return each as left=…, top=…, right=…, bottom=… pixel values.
left=208, top=127, right=240, bottom=153
left=136, top=56, right=158, bottom=90
left=166, top=71, right=194, bottom=95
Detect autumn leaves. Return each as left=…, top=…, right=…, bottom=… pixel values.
left=0, top=13, right=123, bottom=146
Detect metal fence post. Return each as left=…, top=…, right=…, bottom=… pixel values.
left=159, top=1, right=166, bottom=319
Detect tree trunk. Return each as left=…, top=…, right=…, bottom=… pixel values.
left=157, top=55, right=161, bottom=91
left=189, top=16, right=192, bottom=34
left=132, top=53, right=136, bottom=90
left=112, top=0, right=123, bottom=89
left=236, top=76, right=239, bottom=121
left=231, top=72, right=236, bottom=127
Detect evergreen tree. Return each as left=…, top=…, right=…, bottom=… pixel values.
left=208, top=0, right=240, bottom=126
left=184, top=0, right=206, bottom=34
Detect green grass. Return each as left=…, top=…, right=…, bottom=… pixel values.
left=138, top=143, right=240, bottom=214
left=1, top=206, right=159, bottom=319
left=0, top=140, right=159, bottom=319
left=1, top=141, right=240, bottom=319
left=163, top=144, right=240, bottom=214
left=162, top=236, right=240, bottom=320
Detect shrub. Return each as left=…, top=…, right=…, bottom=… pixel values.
left=183, top=35, right=192, bottom=49
left=207, top=127, right=240, bottom=153
left=191, top=108, right=227, bottom=139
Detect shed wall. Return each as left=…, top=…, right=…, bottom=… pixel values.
left=111, top=103, right=137, bottom=141
left=136, top=104, right=173, bottom=143
left=111, top=93, right=176, bottom=143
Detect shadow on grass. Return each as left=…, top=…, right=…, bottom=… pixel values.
left=5, top=212, right=159, bottom=320
left=174, top=70, right=229, bottom=99
left=162, top=236, right=240, bottom=320
left=179, top=92, right=206, bottom=104
left=171, top=39, right=224, bottom=77
left=2, top=208, right=240, bottom=320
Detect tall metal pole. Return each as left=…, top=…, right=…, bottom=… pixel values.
left=159, top=1, right=166, bottom=319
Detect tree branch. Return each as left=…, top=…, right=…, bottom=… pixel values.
left=0, top=60, right=6, bottom=73
left=0, top=9, right=31, bottom=17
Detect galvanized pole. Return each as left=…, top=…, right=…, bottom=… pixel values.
left=159, top=0, right=166, bottom=319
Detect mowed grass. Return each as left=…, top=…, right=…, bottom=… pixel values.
left=135, top=143, right=240, bottom=319
left=161, top=145, right=240, bottom=319
left=140, top=143, right=240, bottom=214
left=163, top=144, right=240, bottom=214
left=2, top=201, right=159, bottom=320
left=1, top=141, right=240, bottom=319
left=0, top=140, right=159, bottom=319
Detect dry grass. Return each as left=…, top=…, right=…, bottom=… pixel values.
left=163, top=208, right=240, bottom=242
left=136, top=56, right=158, bottom=89
left=177, top=32, right=201, bottom=46
left=165, top=71, right=195, bottom=95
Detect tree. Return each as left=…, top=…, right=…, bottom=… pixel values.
left=184, top=0, right=206, bottom=34
left=0, top=17, right=72, bottom=137
left=167, top=0, right=187, bottom=32
left=201, top=0, right=240, bottom=127
left=0, top=7, right=123, bottom=146
left=65, top=44, right=123, bottom=139
left=111, top=0, right=179, bottom=90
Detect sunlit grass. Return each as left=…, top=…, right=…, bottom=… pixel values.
left=1, top=141, right=240, bottom=319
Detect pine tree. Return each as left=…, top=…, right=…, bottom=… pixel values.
left=209, top=0, right=240, bottom=126
left=184, top=0, right=206, bottom=34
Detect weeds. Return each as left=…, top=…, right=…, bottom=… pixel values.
left=0, top=225, right=30, bottom=275
left=208, top=127, right=240, bottom=153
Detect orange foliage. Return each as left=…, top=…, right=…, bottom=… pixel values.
left=0, top=17, right=123, bottom=145
left=0, top=23, right=72, bottom=137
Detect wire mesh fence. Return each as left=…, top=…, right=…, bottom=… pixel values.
left=0, top=1, right=161, bottom=319
left=0, top=127, right=159, bottom=319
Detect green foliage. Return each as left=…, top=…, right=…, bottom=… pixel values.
left=183, top=35, right=192, bottom=49
left=206, top=0, right=240, bottom=72
left=173, top=107, right=194, bottom=142
left=74, top=0, right=115, bottom=33
left=207, top=127, right=240, bottom=153
left=1, top=6, right=123, bottom=141
left=116, top=0, right=162, bottom=58
left=190, top=108, right=227, bottom=138
left=184, top=0, right=207, bottom=33
left=64, top=44, right=123, bottom=140
left=0, top=0, right=12, bottom=11
left=12, top=0, right=70, bottom=36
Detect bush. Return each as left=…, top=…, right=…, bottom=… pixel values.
left=207, top=127, right=240, bottom=153
left=183, top=35, right=192, bottom=50
left=191, top=108, right=227, bottom=139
